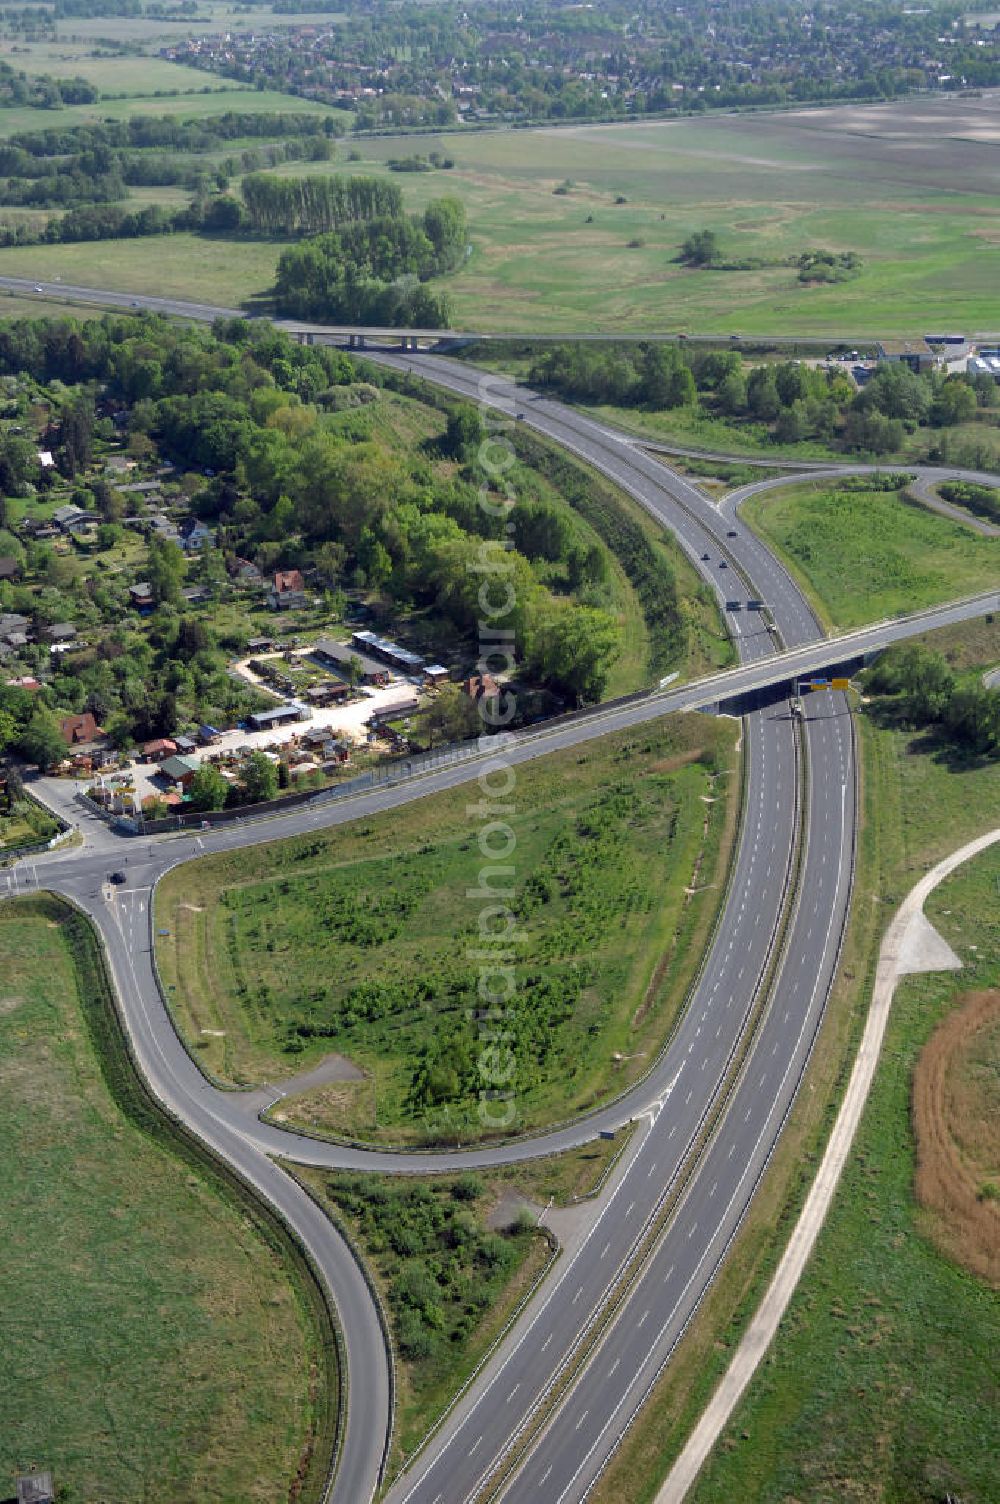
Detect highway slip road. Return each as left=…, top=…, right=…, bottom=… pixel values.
left=4, top=316, right=995, bottom=1504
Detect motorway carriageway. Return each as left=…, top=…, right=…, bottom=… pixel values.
left=7, top=329, right=994, bottom=1504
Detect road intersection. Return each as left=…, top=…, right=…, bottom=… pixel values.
left=3, top=302, right=997, bottom=1504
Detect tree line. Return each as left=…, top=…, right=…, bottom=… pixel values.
left=527, top=342, right=995, bottom=457
left=241, top=172, right=403, bottom=237
left=866, top=644, right=1000, bottom=758
left=273, top=193, right=467, bottom=326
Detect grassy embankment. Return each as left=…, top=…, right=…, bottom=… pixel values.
left=0, top=895, right=336, bottom=1504
left=588, top=613, right=1000, bottom=1504
left=741, top=475, right=1000, bottom=631
left=156, top=711, right=740, bottom=1144
left=1, top=97, right=998, bottom=333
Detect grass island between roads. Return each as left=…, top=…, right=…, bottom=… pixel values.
left=156, top=710, right=740, bottom=1144
left=589, top=614, right=1000, bottom=1504
left=740, top=474, right=1000, bottom=633
left=0, top=895, right=336, bottom=1504
left=291, top=1136, right=625, bottom=1478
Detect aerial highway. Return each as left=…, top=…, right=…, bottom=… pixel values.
left=3, top=299, right=997, bottom=1504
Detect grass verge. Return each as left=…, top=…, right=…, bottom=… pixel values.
left=0, top=894, right=337, bottom=1504
left=157, top=711, right=740, bottom=1144
left=586, top=643, right=1000, bottom=1504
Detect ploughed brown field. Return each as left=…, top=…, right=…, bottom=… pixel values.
left=913, top=987, right=1000, bottom=1287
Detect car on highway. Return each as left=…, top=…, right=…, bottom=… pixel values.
left=727, top=528, right=738, bottom=537
left=719, top=560, right=728, bottom=569
left=701, top=551, right=711, bottom=560
left=33, top=285, right=43, bottom=293
left=108, top=870, right=126, bottom=885
left=726, top=599, right=743, bottom=610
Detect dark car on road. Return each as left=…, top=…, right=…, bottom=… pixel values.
left=108, top=870, right=126, bottom=885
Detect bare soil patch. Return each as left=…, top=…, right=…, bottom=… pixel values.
left=912, top=987, right=1000, bottom=1286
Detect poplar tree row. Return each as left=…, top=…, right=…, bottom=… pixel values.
left=241, top=173, right=404, bottom=237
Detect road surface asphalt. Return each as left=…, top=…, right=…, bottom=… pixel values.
left=3, top=296, right=997, bottom=1504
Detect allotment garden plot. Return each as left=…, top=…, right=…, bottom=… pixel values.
left=157, top=711, right=739, bottom=1144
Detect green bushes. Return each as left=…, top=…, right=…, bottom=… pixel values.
left=865, top=644, right=1000, bottom=757
left=938, top=480, right=1000, bottom=526
left=321, top=1174, right=532, bottom=1366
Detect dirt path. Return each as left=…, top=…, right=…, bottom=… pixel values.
left=655, top=824, right=1000, bottom=1504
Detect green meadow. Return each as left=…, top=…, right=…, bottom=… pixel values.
left=0, top=897, right=328, bottom=1503
left=741, top=477, right=1000, bottom=631
left=156, top=712, right=740, bottom=1144
left=0, top=93, right=995, bottom=333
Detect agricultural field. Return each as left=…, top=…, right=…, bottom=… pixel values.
left=741, top=475, right=1000, bottom=631
left=156, top=711, right=740, bottom=1144
left=0, top=83, right=343, bottom=140
left=0, top=896, right=328, bottom=1504
left=590, top=614, right=1000, bottom=1504
left=0, top=91, right=995, bottom=332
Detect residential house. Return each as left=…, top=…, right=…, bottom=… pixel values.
left=0, top=612, right=30, bottom=641
left=198, top=724, right=221, bottom=745
left=230, top=557, right=263, bottom=586
left=174, top=734, right=198, bottom=755
left=0, top=555, right=22, bottom=581
left=60, top=712, right=105, bottom=748
left=36, top=449, right=55, bottom=469
left=463, top=673, right=500, bottom=701
left=148, top=514, right=180, bottom=542
left=43, top=622, right=77, bottom=645
left=53, top=504, right=96, bottom=533
left=179, top=517, right=215, bottom=553
left=143, top=737, right=178, bottom=761
left=424, top=663, right=449, bottom=686
left=19, top=516, right=57, bottom=540
left=269, top=569, right=308, bottom=610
